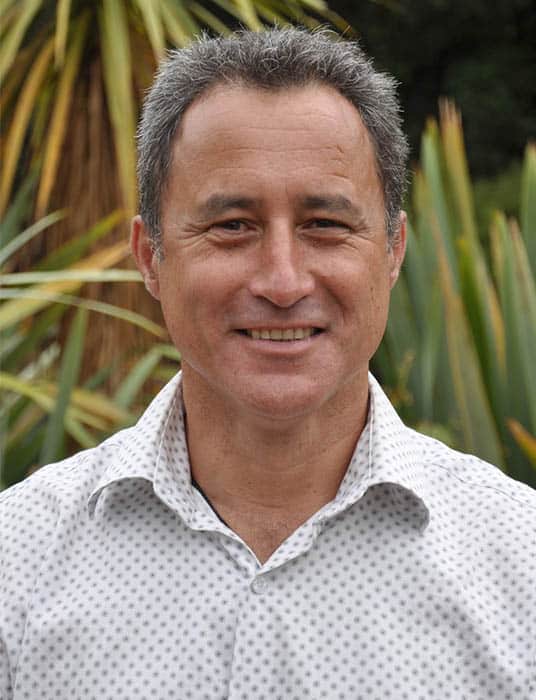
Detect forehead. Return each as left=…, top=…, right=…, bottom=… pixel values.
left=163, top=83, right=382, bottom=217
left=173, top=83, right=374, bottom=162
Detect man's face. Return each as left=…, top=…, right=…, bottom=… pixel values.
left=132, top=84, right=405, bottom=422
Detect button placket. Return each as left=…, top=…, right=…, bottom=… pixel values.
left=250, top=576, right=268, bottom=595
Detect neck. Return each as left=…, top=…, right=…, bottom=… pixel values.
left=182, top=368, right=369, bottom=518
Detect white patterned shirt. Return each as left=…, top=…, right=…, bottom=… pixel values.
left=1, top=372, right=535, bottom=700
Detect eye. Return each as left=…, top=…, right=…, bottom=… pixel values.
left=302, top=219, right=353, bottom=240
left=207, top=219, right=255, bottom=237
left=299, top=218, right=353, bottom=246
left=212, top=219, right=248, bottom=232
left=309, top=218, right=350, bottom=229
left=206, top=219, right=258, bottom=246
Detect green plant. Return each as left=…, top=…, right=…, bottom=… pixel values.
left=0, top=0, right=347, bottom=220
left=0, top=210, right=179, bottom=489
left=473, top=160, right=522, bottom=234
left=374, top=101, right=536, bottom=486
left=1, top=1, right=350, bottom=389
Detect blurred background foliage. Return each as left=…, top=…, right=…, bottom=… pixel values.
left=374, top=107, right=536, bottom=487
left=0, top=0, right=535, bottom=489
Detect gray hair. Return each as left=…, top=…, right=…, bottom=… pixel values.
left=137, top=27, right=409, bottom=255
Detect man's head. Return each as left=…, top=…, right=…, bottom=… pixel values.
left=137, top=27, right=408, bottom=257
left=132, top=28, right=408, bottom=423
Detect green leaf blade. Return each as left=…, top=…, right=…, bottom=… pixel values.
left=40, top=307, right=88, bottom=465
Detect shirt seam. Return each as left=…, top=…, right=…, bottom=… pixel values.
left=428, top=459, right=536, bottom=512
left=3, top=473, right=73, bottom=696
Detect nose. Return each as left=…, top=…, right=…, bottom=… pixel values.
left=248, top=224, right=315, bottom=308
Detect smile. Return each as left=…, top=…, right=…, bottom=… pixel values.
left=240, top=328, right=322, bottom=341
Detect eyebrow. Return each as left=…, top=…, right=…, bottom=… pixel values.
left=195, top=193, right=363, bottom=220
left=196, top=194, right=259, bottom=219
left=297, top=195, right=363, bottom=219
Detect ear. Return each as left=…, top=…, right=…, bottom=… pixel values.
left=388, top=210, right=407, bottom=289
left=130, top=215, right=161, bottom=300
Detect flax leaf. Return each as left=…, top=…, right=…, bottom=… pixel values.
left=0, top=288, right=166, bottom=338
left=0, top=210, right=64, bottom=268
left=54, top=0, right=71, bottom=66
left=0, top=38, right=54, bottom=216
left=133, top=0, right=165, bottom=58
left=40, top=307, right=88, bottom=464
left=0, top=241, right=129, bottom=329
left=0, top=0, right=42, bottom=83
left=35, top=12, right=89, bottom=216
left=99, top=0, right=137, bottom=214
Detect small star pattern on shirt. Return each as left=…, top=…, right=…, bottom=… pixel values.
left=1, top=372, right=535, bottom=700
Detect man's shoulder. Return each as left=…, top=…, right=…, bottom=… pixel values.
left=406, top=425, right=536, bottom=514
left=0, top=429, right=130, bottom=521
left=0, top=372, right=183, bottom=518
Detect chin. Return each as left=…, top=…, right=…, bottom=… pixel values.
left=232, top=376, right=340, bottom=423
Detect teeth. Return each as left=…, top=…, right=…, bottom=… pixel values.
left=245, top=328, right=317, bottom=341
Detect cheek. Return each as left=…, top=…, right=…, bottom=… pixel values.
left=366, top=270, right=392, bottom=321
left=157, top=260, right=230, bottom=336
left=156, top=266, right=190, bottom=333
left=330, top=254, right=390, bottom=308
left=333, top=260, right=392, bottom=345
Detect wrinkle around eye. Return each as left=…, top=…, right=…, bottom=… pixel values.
left=299, top=218, right=378, bottom=246
left=204, top=219, right=262, bottom=247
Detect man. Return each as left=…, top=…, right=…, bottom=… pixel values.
left=1, top=28, right=535, bottom=700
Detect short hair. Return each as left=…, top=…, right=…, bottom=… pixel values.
left=137, top=27, right=409, bottom=255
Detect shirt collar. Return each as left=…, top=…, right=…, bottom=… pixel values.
left=87, top=372, right=196, bottom=522
left=367, top=374, right=431, bottom=528
left=88, top=372, right=430, bottom=529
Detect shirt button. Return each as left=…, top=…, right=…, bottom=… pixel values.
left=251, top=577, right=268, bottom=595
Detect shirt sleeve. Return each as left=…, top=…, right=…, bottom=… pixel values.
left=0, top=634, right=12, bottom=700
left=0, top=476, right=60, bottom=699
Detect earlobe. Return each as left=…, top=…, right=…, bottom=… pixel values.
left=130, top=215, right=161, bottom=300
left=388, top=211, right=407, bottom=288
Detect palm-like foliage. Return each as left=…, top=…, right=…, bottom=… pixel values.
left=0, top=208, right=180, bottom=489
left=374, top=101, right=536, bottom=486
left=1, top=0, right=349, bottom=387
left=2, top=4, right=534, bottom=490
left=0, top=0, right=347, bottom=221
left=3, top=103, right=534, bottom=490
